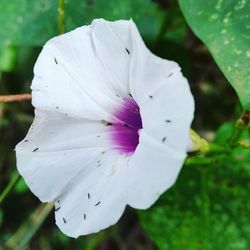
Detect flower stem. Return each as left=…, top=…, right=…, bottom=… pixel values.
left=58, top=0, right=65, bottom=34
left=229, top=109, right=250, bottom=147
left=0, top=94, right=31, bottom=103
left=185, top=154, right=226, bottom=166
left=189, top=129, right=210, bottom=153
left=0, top=171, right=20, bottom=205
left=185, top=156, right=217, bottom=166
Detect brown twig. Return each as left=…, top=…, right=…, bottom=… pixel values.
left=0, top=94, right=31, bottom=103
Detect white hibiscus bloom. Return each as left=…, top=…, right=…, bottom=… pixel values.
left=15, top=19, right=194, bottom=238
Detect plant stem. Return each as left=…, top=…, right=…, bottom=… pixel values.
left=248, top=127, right=250, bottom=143
left=229, top=108, right=250, bottom=147
left=229, top=126, right=243, bottom=147
left=0, top=171, right=20, bottom=204
left=185, top=155, right=224, bottom=166
left=5, top=203, right=53, bottom=249
left=58, top=0, right=65, bottom=34
left=0, top=94, right=31, bottom=103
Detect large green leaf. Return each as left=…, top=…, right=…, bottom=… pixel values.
left=178, top=0, right=250, bottom=109
left=139, top=126, right=250, bottom=250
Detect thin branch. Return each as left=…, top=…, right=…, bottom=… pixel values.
left=58, top=0, right=65, bottom=34
left=0, top=171, right=20, bottom=204
left=0, top=94, right=31, bottom=103
left=5, top=203, right=53, bottom=249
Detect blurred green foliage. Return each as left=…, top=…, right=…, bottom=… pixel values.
left=140, top=123, right=250, bottom=250
left=0, top=0, right=164, bottom=46
left=0, top=0, right=249, bottom=249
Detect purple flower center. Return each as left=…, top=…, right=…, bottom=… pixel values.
left=110, top=97, right=142, bottom=154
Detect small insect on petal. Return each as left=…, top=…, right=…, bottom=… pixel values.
left=54, top=57, right=58, bottom=64
left=148, top=95, right=153, bottom=99
left=162, top=137, right=166, bottom=143
left=55, top=207, right=61, bottom=212
left=88, top=193, right=91, bottom=199
left=165, top=120, right=171, bottom=123
left=101, top=120, right=113, bottom=126
left=125, top=48, right=130, bottom=55
left=32, top=148, right=39, bottom=152
left=95, top=201, right=101, bottom=206
left=84, top=213, right=87, bottom=220
left=63, top=218, right=66, bottom=223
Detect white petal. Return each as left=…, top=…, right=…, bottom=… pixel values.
left=55, top=154, right=128, bottom=238
left=127, top=131, right=185, bottom=209
left=91, top=19, right=132, bottom=96
left=15, top=110, right=115, bottom=202
left=126, top=21, right=194, bottom=209
left=139, top=73, right=194, bottom=154
left=129, top=21, right=194, bottom=154
left=32, top=24, right=123, bottom=120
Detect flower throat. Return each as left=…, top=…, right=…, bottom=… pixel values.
left=109, top=96, right=142, bottom=154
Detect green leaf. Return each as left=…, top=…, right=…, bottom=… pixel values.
left=0, top=0, right=162, bottom=47
left=139, top=147, right=250, bottom=250
left=178, top=0, right=250, bottom=109
left=0, top=0, right=57, bottom=46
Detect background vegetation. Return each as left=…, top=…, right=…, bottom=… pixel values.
left=0, top=0, right=249, bottom=249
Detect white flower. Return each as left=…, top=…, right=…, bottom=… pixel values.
left=15, top=19, right=194, bottom=238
